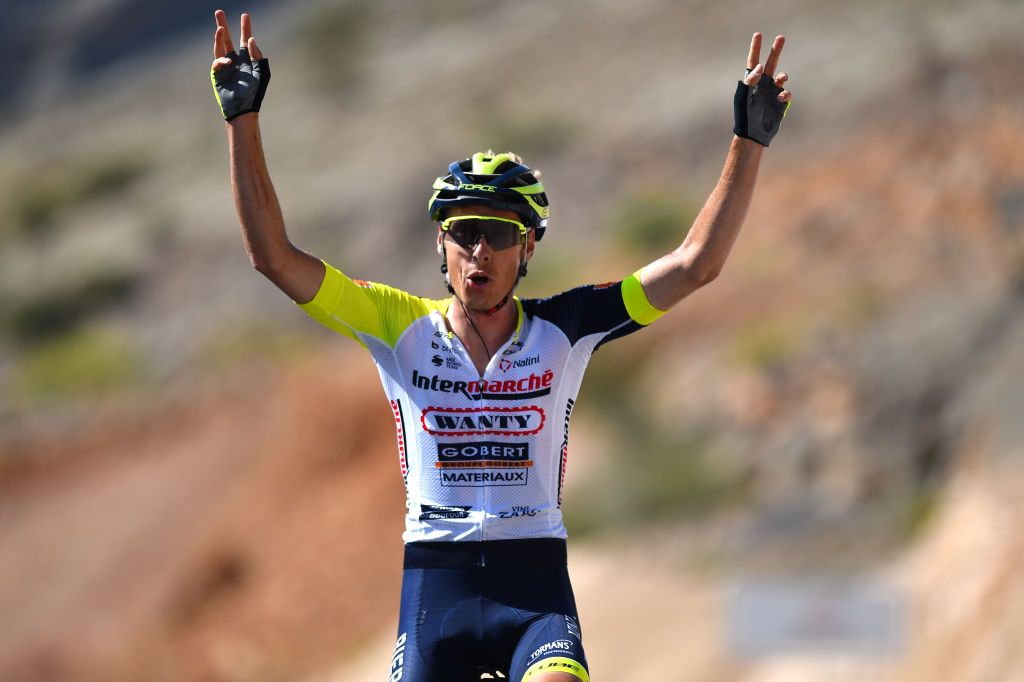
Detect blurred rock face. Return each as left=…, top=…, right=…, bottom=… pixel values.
left=1, top=0, right=1023, bottom=680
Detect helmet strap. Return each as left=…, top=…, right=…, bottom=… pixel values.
left=439, top=241, right=455, bottom=295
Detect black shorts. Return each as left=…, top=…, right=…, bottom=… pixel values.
left=388, top=539, right=589, bottom=682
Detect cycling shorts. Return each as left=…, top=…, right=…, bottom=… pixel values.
left=388, top=539, right=589, bottom=682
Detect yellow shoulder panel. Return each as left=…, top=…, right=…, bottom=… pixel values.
left=298, top=261, right=448, bottom=348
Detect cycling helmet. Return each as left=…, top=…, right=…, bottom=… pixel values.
left=428, top=151, right=550, bottom=240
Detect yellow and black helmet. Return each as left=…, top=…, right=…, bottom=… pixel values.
left=428, top=151, right=550, bottom=240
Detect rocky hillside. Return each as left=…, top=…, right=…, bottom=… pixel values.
left=2, top=0, right=1023, bottom=680
left=0, top=0, right=272, bottom=121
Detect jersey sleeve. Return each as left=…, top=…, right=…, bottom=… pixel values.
left=297, top=260, right=446, bottom=348
left=521, top=269, right=666, bottom=349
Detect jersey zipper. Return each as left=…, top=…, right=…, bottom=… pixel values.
left=437, top=302, right=526, bottom=543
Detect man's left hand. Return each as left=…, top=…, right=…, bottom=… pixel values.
left=733, top=33, right=792, bottom=147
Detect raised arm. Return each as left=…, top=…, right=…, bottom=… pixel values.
left=212, top=10, right=325, bottom=304
left=639, top=33, right=792, bottom=311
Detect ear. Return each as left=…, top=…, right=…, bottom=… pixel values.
left=436, top=226, right=444, bottom=255
left=524, top=228, right=536, bottom=262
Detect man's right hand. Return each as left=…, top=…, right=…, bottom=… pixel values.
left=211, top=10, right=270, bottom=121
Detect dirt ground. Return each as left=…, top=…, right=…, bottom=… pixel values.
left=0, top=353, right=406, bottom=682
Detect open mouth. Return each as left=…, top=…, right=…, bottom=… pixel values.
left=467, top=272, right=491, bottom=286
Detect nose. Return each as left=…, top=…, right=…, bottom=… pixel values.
left=471, top=236, right=492, bottom=261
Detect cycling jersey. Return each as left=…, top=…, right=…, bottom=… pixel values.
left=298, top=260, right=664, bottom=544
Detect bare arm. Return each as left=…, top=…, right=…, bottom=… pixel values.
left=214, top=10, right=324, bottom=304
left=641, top=136, right=763, bottom=310
left=639, top=33, right=792, bottom=311
left=226, top=113, right=324, bottom=303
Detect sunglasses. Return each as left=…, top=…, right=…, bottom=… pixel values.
left=441, top=215, right=527, bottom=251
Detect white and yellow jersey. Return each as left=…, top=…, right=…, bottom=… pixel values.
left=299, top=261, right=664, bottom=543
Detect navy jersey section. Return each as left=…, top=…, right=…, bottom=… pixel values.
left=520, top=281, right=643, bottom=350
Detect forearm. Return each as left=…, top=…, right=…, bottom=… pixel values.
left=641, top=136, right=763, bottom=310
left=227, top=113, right=294, bottom=272
left=225, top=113, right=325, bottom=303
left=681, top=136, right=763, bottom=280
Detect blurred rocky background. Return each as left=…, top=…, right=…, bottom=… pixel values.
left=1, top=0, right=1023, bottom=680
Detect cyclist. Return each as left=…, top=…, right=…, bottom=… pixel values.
left=211, top=10, right=791, bottom=681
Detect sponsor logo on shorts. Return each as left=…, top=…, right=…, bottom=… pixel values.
left=526, top=658, right=587, bottom=678
left=389, top=632, right=407, bottom=682
left=421, top=406, right=545, bottom=437
left=566, top=614, right=582, bottom=640
left=529, top=639, right=574, bottom=662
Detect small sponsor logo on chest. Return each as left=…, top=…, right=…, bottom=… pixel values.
left=498, top=354, right=540, bottom=372
left=418, top=503, right=472, bottom=520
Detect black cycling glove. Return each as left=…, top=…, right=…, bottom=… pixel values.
left=733, top=69, right=789, bottom=147
left=211, top=47, right=270, bottom=121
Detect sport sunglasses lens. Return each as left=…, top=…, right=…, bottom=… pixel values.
left=446, top=218, right=523, bottom=250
